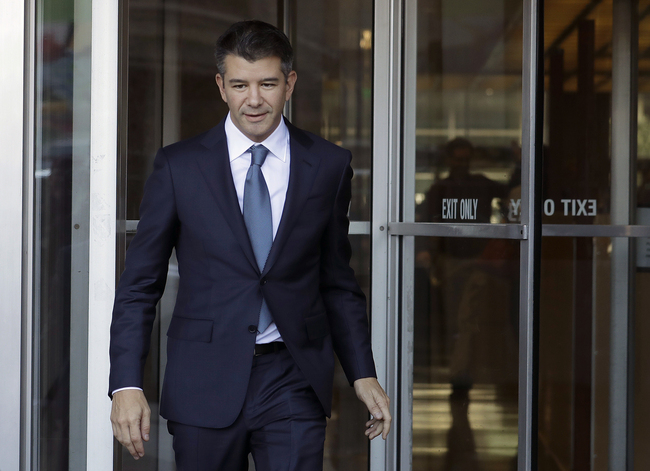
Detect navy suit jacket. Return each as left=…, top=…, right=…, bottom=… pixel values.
left=109, top=118, right=377, bottom=428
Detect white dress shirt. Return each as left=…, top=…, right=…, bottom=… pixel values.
left=224, top=113, right=289, bottom=344
left=112, top=116, right=290, bottom=395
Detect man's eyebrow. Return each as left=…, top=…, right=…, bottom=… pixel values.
left=228, top=77, right=280, bottom=84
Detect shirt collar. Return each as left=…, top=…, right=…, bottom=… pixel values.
left=225, top=113, right=289, bottom=163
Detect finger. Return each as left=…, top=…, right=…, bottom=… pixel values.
left=382, top=412, right=392, bottom=439
left=129, top=421, right=145, bottom=458
left=110, top=406, right=120, bottom=439
left=364, top=418, right=383, bottom=439
left=366, top=422, right=384, bottom=440
left=110, top=412, right=118, bottom=439
left=365, top=418, right=379, bottom=427
left=119, top=423, right=138, bottom=459
left=141, top=406, right=151, bottom=442
left=111, top=422, right=120, bottom=443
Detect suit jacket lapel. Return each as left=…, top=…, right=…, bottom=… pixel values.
left=262, top=122, right=321, bottom=276
left=196, top=121, right=259, bottom=273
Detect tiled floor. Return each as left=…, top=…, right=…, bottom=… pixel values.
left=412, top=383, right=518, bottom=471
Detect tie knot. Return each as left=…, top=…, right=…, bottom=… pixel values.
left=250, top=145, right=269, bottom=167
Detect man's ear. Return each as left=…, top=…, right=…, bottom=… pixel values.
left=215, top=74, right=228, bottom=103
left=285, top=70, right=297, bottom=101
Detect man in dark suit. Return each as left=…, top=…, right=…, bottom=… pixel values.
left=109, top=20, right=390, bottom=470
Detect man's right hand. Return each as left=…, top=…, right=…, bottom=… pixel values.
left=110, top=389, right=151, bottom=460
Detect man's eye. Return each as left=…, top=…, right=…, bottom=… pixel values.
left=233, top=84, right=246, bottom=90
left=262, top=83, right=276, bottom=89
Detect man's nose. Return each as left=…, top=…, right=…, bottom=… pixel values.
left=247, top=87, right=263, bottom=107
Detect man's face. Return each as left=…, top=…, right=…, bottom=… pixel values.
left=448, top=147, right=472, bottom=176
left=216, top=55, right=297, bottom=142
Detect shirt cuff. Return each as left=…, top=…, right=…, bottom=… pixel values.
left=112, top=386, right=143, bottom=396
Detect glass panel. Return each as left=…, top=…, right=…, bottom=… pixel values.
left=412, top=236, right=520, bottom=469
left=123, top=1, right=373, bottom=468
left=537, top=237, right=613, bottom=470
left=126, top=0, right=278, bottom=220
left=326, top=234, right=371, bottom=470
left=33, top=0, right=92, bottom=467
left=543, top=0, right=650, bottom=225
left=293, top=0, right=373, bottom=221
left=536, top=235, right=650, bottom=471
left=413, top=1, right=523, bottom=225
left=543, top=1, right=611, bottom=225
left=635, top=259, right=650, bottom=470
left=638, top=4, right=650, bottom=461
left=639, top=0, right=650, bottom=239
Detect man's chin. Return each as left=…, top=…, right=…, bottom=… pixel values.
left=241, top=119, right=281, bottom=142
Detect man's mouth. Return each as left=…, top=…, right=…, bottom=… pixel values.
left=244, top=112, right=267, bottom=122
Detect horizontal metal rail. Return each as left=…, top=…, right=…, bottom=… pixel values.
left=387, top=223, right=528, bottom=239
left=126, top=219, right=373, bottom=235
left=543, top=224, right=650, bottom=237
left=387, top=222, right=650, bottom=239
left=127, top=219, right=650, bottom=239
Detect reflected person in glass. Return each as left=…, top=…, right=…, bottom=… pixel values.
left=108, top=20, right=390, bottom=470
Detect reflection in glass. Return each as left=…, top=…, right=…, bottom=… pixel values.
left=413, top=236, right=519, bottom=470
left=326, top=235, right=371, bottom=470
left=544, top=1, right=612, bottom=225
left=537, top=237, right=613, bottom=470
left=413, top=0, right=523, bottom=225
left=293, top=0, right=373, bottom=221
left=124, top=0, right=373, bottom=468
left=543, top=1, right=650, bottom=225
left=416, top=138, right=512, bottom=224
left=34, top=0, right=91, bottom=468
left=126, top=1, right=278, bottom=220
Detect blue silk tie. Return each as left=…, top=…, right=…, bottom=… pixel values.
left=243, top=144, right=273, bottom=333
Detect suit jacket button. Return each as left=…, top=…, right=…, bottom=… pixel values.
left=248, top=325, right=257, bottom=334
left=260, top=278, right=267, bottom=285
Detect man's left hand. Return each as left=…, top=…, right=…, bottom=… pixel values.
left=353, top=377, right=391, bottom=440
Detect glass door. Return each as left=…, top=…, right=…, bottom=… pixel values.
left=383, top=0, right=650, bottom=470
left=392, top=0, right=527, bottom=469
left=539, top=1, right=650, bottom=470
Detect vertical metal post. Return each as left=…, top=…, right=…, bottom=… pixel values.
left=21, top=0, right=36, bottom=468
left=0, top=0, right=27, bottom=467
left=519, top=0, right=543, bottom=469
left=399, top=0, right=417, bottom=469
left=610, top=0, right=638, bottom=469
left=114, top=2, right=129, bottom=469
left=86, top=0, right=119, bottom=466
left=162, top=2, right=180, bottom=146
left=371, top=0, right=402, bottom=469
left=573, top=20, right=596, bottom=470
left=68, top=0, right=92, bottom=466
left=280, top=0, right=295, bottom=123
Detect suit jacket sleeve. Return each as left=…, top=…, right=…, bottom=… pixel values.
left=108, top=147, right=179, bottom=396
left=319, top=153, right=377, bottom=384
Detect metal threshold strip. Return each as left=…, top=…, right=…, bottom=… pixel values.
left=387, top=223, right=650, bottom=239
